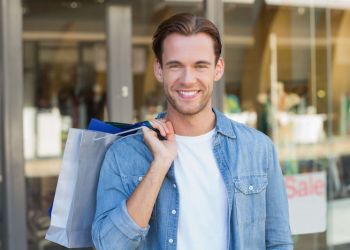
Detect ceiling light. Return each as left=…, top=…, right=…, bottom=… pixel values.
left=317, top=90, right=326, bottom=99
left=70, top=1, right=78, bottom=8
left=22, top=7, right=29, bottom=15
left=297, top=7, right=305, bottom=15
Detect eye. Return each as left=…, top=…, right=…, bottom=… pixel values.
left=170, top=65, right=179, bottom=68
left=168, top=64, right=182, bottom=70
left=196, top=64, right=208, bottom=70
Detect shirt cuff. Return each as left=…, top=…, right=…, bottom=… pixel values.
left=109, top=199, right=150, bottom=241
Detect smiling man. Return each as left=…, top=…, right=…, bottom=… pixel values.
left=92, top=13, right=293, bottom=250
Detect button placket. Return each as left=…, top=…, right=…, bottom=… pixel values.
left=166, top=168, right=178, bottom=248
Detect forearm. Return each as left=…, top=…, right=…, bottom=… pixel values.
left=126, top=160, right=169, bottom=228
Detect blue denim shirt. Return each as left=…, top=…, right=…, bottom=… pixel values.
left=92, top=109, right=293, bottom=250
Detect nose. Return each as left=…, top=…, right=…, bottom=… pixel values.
left=181, top=67, right=196, bottom=85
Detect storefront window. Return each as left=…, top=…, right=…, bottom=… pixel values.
left=326, top=8, right=350, bottom=249
left=224, top=2, right=350, bottom=249
left=23, top=0, right=107, bottom=248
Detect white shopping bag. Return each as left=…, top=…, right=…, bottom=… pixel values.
left=45, top=128, right=124, bottom=248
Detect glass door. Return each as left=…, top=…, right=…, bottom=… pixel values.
left=22, top=1, right=108, bottom=249
left=326, top=7, right=350, bottom=249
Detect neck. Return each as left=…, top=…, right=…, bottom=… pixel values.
left=166, top=107, right=216, bottom=136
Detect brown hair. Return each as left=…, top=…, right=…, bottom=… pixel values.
left=152, top=13, right=222, bottom=65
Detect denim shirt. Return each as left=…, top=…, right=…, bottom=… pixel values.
left=92, top=109, right=293, bottom=250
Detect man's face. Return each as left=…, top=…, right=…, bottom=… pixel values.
left=153, top=33, right=224, bottom=116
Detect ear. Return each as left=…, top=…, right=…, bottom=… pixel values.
left=214, top=57, right=224, bottom=81
left=153, top=59, right=163, bottom=82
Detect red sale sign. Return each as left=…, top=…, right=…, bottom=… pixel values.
left=284, top=172, right=327, bottom=235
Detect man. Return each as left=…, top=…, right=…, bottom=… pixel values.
left=92, top=13, right=293, bottom=249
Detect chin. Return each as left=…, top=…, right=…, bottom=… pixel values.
left=172, top=104, right=210, bottom=116
left=166, top=95, right=212, bottom=116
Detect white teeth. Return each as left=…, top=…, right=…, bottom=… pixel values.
left=179, top=91, right=197, bottom=97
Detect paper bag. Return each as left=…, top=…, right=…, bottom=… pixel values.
left=45, top=128, right=121, bottom=248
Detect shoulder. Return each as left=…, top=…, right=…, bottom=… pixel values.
left=231, top=119, right=273, bottom=147
left=223, top=116, right=276, bottom=174
left=104, top=132, right=153, bottom=175
left=109, top=132, right=145, bottom=152
left=221, top=114, right=276, bottom=165
left=216, top=109, right=273, bottom=148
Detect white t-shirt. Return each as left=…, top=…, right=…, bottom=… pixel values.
left=174, top=129, right=228, bottom=250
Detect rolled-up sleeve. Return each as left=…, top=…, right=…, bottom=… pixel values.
left=92, top=147, right=149, bottom=250
left=265, top=143, right=294, bottom=250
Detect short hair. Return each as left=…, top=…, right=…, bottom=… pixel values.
left=152, top=13, right=222, bottom=65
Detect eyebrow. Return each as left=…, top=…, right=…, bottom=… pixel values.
left=165, top=61, right=182, bottom=66
left=165, top=60, right=212, bottom=66
left=195, top=61, right=211, bottom=65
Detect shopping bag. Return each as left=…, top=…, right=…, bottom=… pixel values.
left=45, top=128, right=123, bottom=248
left=88, top=118, right=165, bottom=139
left=87, top=118, right=124, bottom=134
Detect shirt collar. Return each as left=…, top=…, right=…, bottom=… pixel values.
left=213, top=108, right=236, bottom=139
left=155, top=108, right=236, bottom=139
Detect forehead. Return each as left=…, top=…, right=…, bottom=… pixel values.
left=162, top=33, right=215, bottom=62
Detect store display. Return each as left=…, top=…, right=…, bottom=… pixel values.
left=36, top=108, right=62, bottom=157
left=23, top=107, right=36, bottom=159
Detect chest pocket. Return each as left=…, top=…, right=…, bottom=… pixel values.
left=234, top=175, right=268, bottom=224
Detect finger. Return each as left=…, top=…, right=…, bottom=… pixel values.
left=165, top=121, right=174, bottom=134
left=149, top=119, right=167, bottom=136
left=153, top=119, right=169, bottom=133
left=165, top=121, right=175, bottom=140
left=142, top=126, right=157, bottom=138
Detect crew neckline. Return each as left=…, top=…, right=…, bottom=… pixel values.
left=175, top=128, right=215, bottom=143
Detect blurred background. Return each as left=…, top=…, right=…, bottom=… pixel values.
left=1, top=0, right=350, bottom=249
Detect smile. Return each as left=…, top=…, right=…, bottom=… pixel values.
left=177, top=90, right=200, bottom=98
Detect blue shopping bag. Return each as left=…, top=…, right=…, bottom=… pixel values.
left=88, top=118, right=165, bottom=139
left=87, top=118, right=124, bottom=134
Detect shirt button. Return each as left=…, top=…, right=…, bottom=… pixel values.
left=249, top=185, right=254, bottom=191
left=171, top=209, right=176, bottom=215
left=173, top=184, right=177, bottom=188
left=138, top=176, right=143, bottom=181
left=168, top=238, right=173, bottom=244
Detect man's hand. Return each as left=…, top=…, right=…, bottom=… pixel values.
left=142, top=119, right=177, bottom=174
